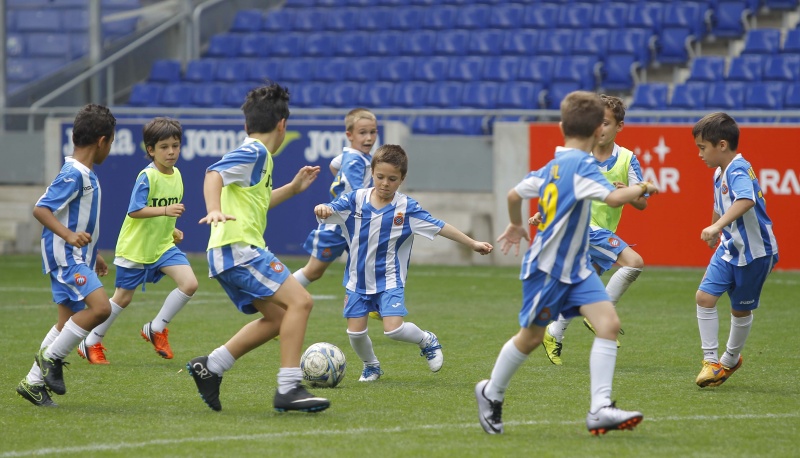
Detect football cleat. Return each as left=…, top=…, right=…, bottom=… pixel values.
left=359, top=364, right=384, bottom=382
left=141, top=322, right=173, bottom=359
left=35, top=347, right=67, bottom=395
left=695, top=360, right=725, bottom=387
left=368, top=311, right=383, bottom=321
left=475, top=380, right=504, bottom=434
left=16, top=378, right=57, bottom=407
left=586, top=402, right=643, bottom=435
left=720, top=355, right=743, bottom=383
left=186, top=356, right=223, bottom=411
left=273, top=384, right=330, bottom=413
left=77, top=340, right=110, bottom=365
left=583, top=318, right=621, bottom=348
left=420, top=331, right=443, bottom=372
left=542, top=328, right=563, bottom=366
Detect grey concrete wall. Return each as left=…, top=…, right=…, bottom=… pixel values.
left=0, top=132, right=46, bottom=184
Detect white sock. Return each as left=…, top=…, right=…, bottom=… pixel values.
left=85, top=300, right=124, bottom=346
left=697, top=305, right=719, bottom=363
left=347, top=329, right=379, bottom=365
left=384, top=322, right=427, bottom=346
left=606, top=266, right=642, bottom=305
left=206, top=345, right=235, bottom=376
left=151, top=288, right=192, bottom=333
left=293, top=270, right=311, bottom=287
left=721, top=314, right=753, bottom=368
left=485, top=338, right=529, bottom=402
left=547, top=315, right=573, bottom=342
left=589, top=337, right=618, bottom=413
left=277, top=367, right=303, bottom=394
left=27, top=326, right=60, bottom=385
left=45, top=318, right=89, bottom=360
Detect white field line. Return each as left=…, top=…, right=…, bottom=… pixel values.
left=1, top=412, right=797, bottom=457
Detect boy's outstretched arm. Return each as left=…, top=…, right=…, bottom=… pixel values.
left=199, top=170, right=236, bottom=226
left=33, top=205, right=92, bottom=247
left=270, top=165, right=321, bottom=208
left=604, top=182, right=658, bottom=208
left=614, top=181, right=648, bottom=210
left=497, top=188, right=529, bottom=256
left=437, top=224, right=493, bottom=255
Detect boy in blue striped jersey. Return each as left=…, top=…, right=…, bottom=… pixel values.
left=475, top=91, right=658, bottom=436
left=692, top=112, right=778, bottom=388
left=16, top=104, right=116, bottom=407
left=314, top=144, right=493, bottom=382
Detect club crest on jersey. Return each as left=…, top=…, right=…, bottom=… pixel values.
left=321, top=248, right=332, bottom=259
left=270, top=261, right=285, bottom=273
left=74, top=273, right=87, bottom=286
left=721, top=183, right=728, bottom=194
left=538, top=307, right=552, bottom=322
left=608, top=237, right=620, bottom=247
left=393, top=212, right=404, bottom=226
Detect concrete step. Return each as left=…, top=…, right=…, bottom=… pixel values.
left=0, top=202, right=36, bottom=222
left=0, top=185, right=44, bottom=203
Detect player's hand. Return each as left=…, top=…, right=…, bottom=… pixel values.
left=290, top=166, right=321, bottom=195
left=172, top=228, right=184, bottom=244
left=165, top=203, right=185, bottom=217
left=613, top=181, right=626, bottom=189
left=95, top=255, right=108, bottom=277
left=66, top=231, right=92, bottom=248
left=496, top=223, right=530, bottom=256
left=199, top=210, right=236, bottom=226
left=700, top=225, right=720, bottom=248
left=314, top=204, right=333, bottom=219
left=644, top=182, right=659, bottom=195
left=528, top=212, right=542, bottom=226
left=473, top=241, right=493, bottom=255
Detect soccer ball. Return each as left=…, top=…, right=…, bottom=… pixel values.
left=301, top=342, right=346, bottom=388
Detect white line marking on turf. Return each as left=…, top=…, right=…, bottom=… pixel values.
left=2, top=413, right=797, bottom=457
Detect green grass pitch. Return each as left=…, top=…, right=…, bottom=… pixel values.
left=1, top=253, right=798, bottom=457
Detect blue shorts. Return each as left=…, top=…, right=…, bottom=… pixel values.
left=49, top=264, right=105, bottom=312
left=212, top=248, right=290, bottom=315
left=520, top=269, right=609, bottom=328
left=588, top=228, right=630, bottom=275
left=343, top=287, right=408, bottom=319
left=302, top=224, right=348, bottom=261
left=699, top=254, right=778, bottom=311
left=114, top=247, right=189, bottom=291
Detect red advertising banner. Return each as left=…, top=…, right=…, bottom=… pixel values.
left=528, top=124, right=798, bottom=270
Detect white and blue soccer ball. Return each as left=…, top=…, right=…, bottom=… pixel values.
left=301, top=342, right=346, bottom=388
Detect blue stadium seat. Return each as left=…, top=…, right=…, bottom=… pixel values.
left=390, top=7, right=423, bottom=30
left=712, top=1, right=751, bottom=38
left=602, top=54, right=638, bottom=91
left=554, top=56, right=599, bottom=89
left=744, top=81, right=786, bottom=109
left=592, top=2, right=627, bottom=29
left=558, top=2, right=593, bottom=28
left=347, top=57, right=381, bottom=82
left=782, top=28, right=800, bottom=54
left=502, top=29, right=539, bottom=55
left=688, top=56, right=726, bottom=82
left=302, top=32, right=335, bottom=57
left=267, top=33, right=304, bottom=57
left=6, top=34, right=24, bottom=57
left=763, top=54, right=800, bottom=81
left=489, top=3, right=524, bottom=28
left=572, top=29, right=609, bottom=58
left=159, top=83, right=194, bottom=107
left=324, top=8, right=351, bottom=31
left=357, top=82, right=394, bottom=108
left=324, top=82, right=360, bottom=107
left=546, top=82, right=582, bottom=109
left=784, top=82, right=800, bottom=108
left=522, top=4, right=558, bottom=29
left=15, top=10, right=61, bottom=32
left=438, top=117, right=485, bottom=135
left=498, top=82, right=544, bottom=109
left=223, top=83, right=253, bottom=107
left=71, top=34, right=89, bottom=58
left=60, top=9, right=88, bottom=33
left=6, top=58, right=38, bottom=83
left=380, top=57, right=416, bottom=81
left=148, top=59, right=181, bottom=83
left=765, top=0, right=799, bottom=9
left=213, top=59, right=250, bottom=83
left=462, top=81, right=499, bottom=108
left=336, top=32, right=369, bottom=57
left=726, top=55, right=764, bottom=82
left=663, top=2, right=709, bottom=39
left=630, top=83, right=669, bottom=109
left=184, top=59, right=218, bottom=82
left=656, top=27, right=695, bottom=64
left=706, top=81, right=746, bottom=110
left=392, top=81, right=429, bottom=107
left=457, top=5, right=490, bottom=29
left=206, top=34, right=242, bottom=58
left=25, top=33, right=70, bottom=58
left=279, top=59, right=313, bottom=82
left=448, top=56, right=483, bottom=82
left=292, top=10, right=325, bottom=32
left=248, top=59, right=282, bottom=83
left=626, top=3, right=662, bottom=33
left=538, top=29, right=574, bottom=56
left=262, top=9, right=294, bottom=32
left=482, top=56, right=520, bottom=82
left=427, top=81, right=463, bottom=107
left=422, top=6, right=458, bottom=30
left=128, top=83, right=163, bottom=106
left=669, top=82, right=708, bottom=109
left=742, top=28, right=781, bottom=55
left=292, top=82, right=327, bottom=108
left=239, top=33, right=272, bottom=58
left=412, top=116, right=439, bottom=135
left=314, top=58, right=348, bottom=82
left=369, top=32, right=402, bottom=56
left=363, top=8, right=394, bottom=31
left=608, top=28, right=654, bottom=65
left=192, top=83, right=226, bottom=107
left=468, top=30, right=504, bottom=56
left=414, top=56, right=450, bottom=81
left=401, top=31, right=437, bottom=56
left=436, top=30, right=470, bottom=56
left=230, top=9, right=263, bottom=33
left=518, top=56, right=555, bottom=86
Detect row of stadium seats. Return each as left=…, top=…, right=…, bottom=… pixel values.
left=4, top=7, right=138, bottom=34
left=687, top=54, right=800, bottom=82
left=280, top=0, right=794, bottom=8
left=632, top=80, right=800, bottom=110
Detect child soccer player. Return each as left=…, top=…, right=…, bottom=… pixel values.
left=541, top=94, right=649, bottom=365
left=16, top=104, right=116, bottom=407
left=692, top=112, right=778, bottom=388
left=76, top=117, right=198, bottom=364
left=314, top=144, right=493, bottom=382
left=186, top=83, right=330, bottom=413
left=475, top=91, right=658, bottom=435
left=293, top=108, right=377, bottom=288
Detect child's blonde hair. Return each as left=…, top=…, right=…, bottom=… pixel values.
left=345, top=108, right=377, bottom=132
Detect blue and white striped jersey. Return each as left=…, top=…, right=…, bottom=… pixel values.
left=330, top=147, right=372, bottom=199
left=36, top=157, right=101, bottom=274
left=713, top=153, right=778, bottom=265
left=321, top=188, right=445, bottom=294
left=516, top=148, right=616, bottom=284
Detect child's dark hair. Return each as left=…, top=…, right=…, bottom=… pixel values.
left=72, top=104, right=116, bottom=147
left=372, top=144, right=408, bottom=177
left=600, top=94, right=626, bottom=124
left=143, top=117, right=182, bottom=161
left=692, top=112, right=739, bottom=151
left=560, top=91, right=604, bottom=139
left=241, top=83, right=290, bottom=135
